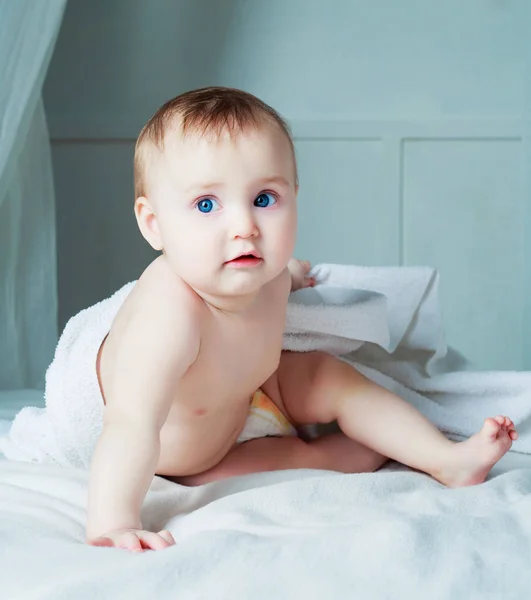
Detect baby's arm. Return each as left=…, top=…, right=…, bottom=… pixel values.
left=288, top=258, right=315, bottom=292
left=86, top=296, right=199, bottom=551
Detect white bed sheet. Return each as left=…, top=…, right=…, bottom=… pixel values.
left=1, top=388, right=531, bottom=598
left=3, top=263, right=531, bottom=598
left=0, top=445, right=530, bottom=599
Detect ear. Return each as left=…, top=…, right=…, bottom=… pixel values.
left=134, top=196, right=163, bottom=251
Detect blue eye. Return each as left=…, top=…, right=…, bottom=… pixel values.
left=196, top=198, right=219, bottom=213
left=254, top=192, right=277, bottom=208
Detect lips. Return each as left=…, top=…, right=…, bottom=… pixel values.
left=225, top=251, right=263, bottom=267
left=235, top=252, right=258, bottom=260
left=230, top=250, right=260, bottom=260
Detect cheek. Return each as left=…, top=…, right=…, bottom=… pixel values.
left=270, top=211, right=297, bottom=256
left=172, top=219, right=221, bottom=264
left=284, top=207, right=298, bottom=241
left=157, top=215, right=194, bottom=261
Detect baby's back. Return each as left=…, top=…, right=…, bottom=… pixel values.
left=98, top=256, right=290, bottom=476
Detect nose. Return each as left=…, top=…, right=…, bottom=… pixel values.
left=231, top=208, right=259, bottom=239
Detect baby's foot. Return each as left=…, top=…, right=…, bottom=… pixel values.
left=435, top=416, right=518, bottom=487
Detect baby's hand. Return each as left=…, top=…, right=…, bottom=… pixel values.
left=88, top=528, right=175, bottom=552
left=288, top=258, right=315, bottom=292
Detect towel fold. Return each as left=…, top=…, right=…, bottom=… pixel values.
left=0, top=282, right=135, bottom=467
left=1, top=262, right=530, bottom=466
left=285, top=264, right=531, bottom=450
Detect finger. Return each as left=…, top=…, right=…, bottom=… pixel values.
left=117, top=532, right=144, bottom=552
left=509, top=430, right=518, bottom=440
left=301, top=260, right=311, bottom=274
left=139, top=531, right=172, bottom=551
left=494, top=415, right=505, bottom=426
left=157, top=530, right=176, bottom=545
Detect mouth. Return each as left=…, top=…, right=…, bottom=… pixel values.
left=225, top=252, right=263, bottom=268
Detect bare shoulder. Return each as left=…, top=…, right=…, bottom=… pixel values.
left=137, top=256, right=200, bottom=313
left=102, top=258, right=202, bottom=422
left=125, top=257, right=201, bottom=354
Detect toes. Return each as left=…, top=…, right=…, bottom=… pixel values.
left=482, top=418, right=500, bottom=438
left=119, top=533, right=143, bottom=552
left=158, top=530, right=176, bottom=545
left=490, top=415, right=517, bottom=433
left=139, top=532, right=170, bottom=551
left=499, top=416, right=513, bottom=429
left=496, top=416, right=516, bottom=433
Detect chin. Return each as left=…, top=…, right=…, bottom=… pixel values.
left=224, top=280, right=262, bottom=298
left=223, top=272, right=270, bottom=296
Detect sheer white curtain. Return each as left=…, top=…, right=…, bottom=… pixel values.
left=0, top=1, right=66, bottom=390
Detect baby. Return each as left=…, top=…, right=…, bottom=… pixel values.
left=87, top=87, right=517, bottom=552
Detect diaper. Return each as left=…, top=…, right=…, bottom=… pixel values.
left=237, top=389, right=298, bottom=444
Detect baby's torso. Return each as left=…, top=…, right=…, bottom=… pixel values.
left=98, top=265, right=289, bottom=476
left=159, top=292, right=286, bottom=473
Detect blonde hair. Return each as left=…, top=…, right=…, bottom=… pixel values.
left=134, top=86, right=296, bottom=198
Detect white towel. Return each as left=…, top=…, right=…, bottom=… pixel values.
left=0, top=282, right=135, bottom=467
left=285, top=264, right=531, bottom=450
left=2, top=263, right=530, bottom=466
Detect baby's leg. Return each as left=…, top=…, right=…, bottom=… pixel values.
left=175, top=434, right=386, bottom=487
left=276, top=351, right=517, bottom=487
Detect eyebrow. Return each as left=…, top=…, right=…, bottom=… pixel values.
left=256, top=176, right=291, bottom=188
left=184, top=176, right=292, bottom=195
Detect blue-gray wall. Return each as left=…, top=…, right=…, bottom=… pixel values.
left=44, top=0, right=531, bottom=370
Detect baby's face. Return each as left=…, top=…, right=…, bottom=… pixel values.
left=148, top=121, right=298, bottom=300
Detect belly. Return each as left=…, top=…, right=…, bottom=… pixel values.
left=156, top=401, right=250, bottom=476
left=154, top=341, right=283, bottom=476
